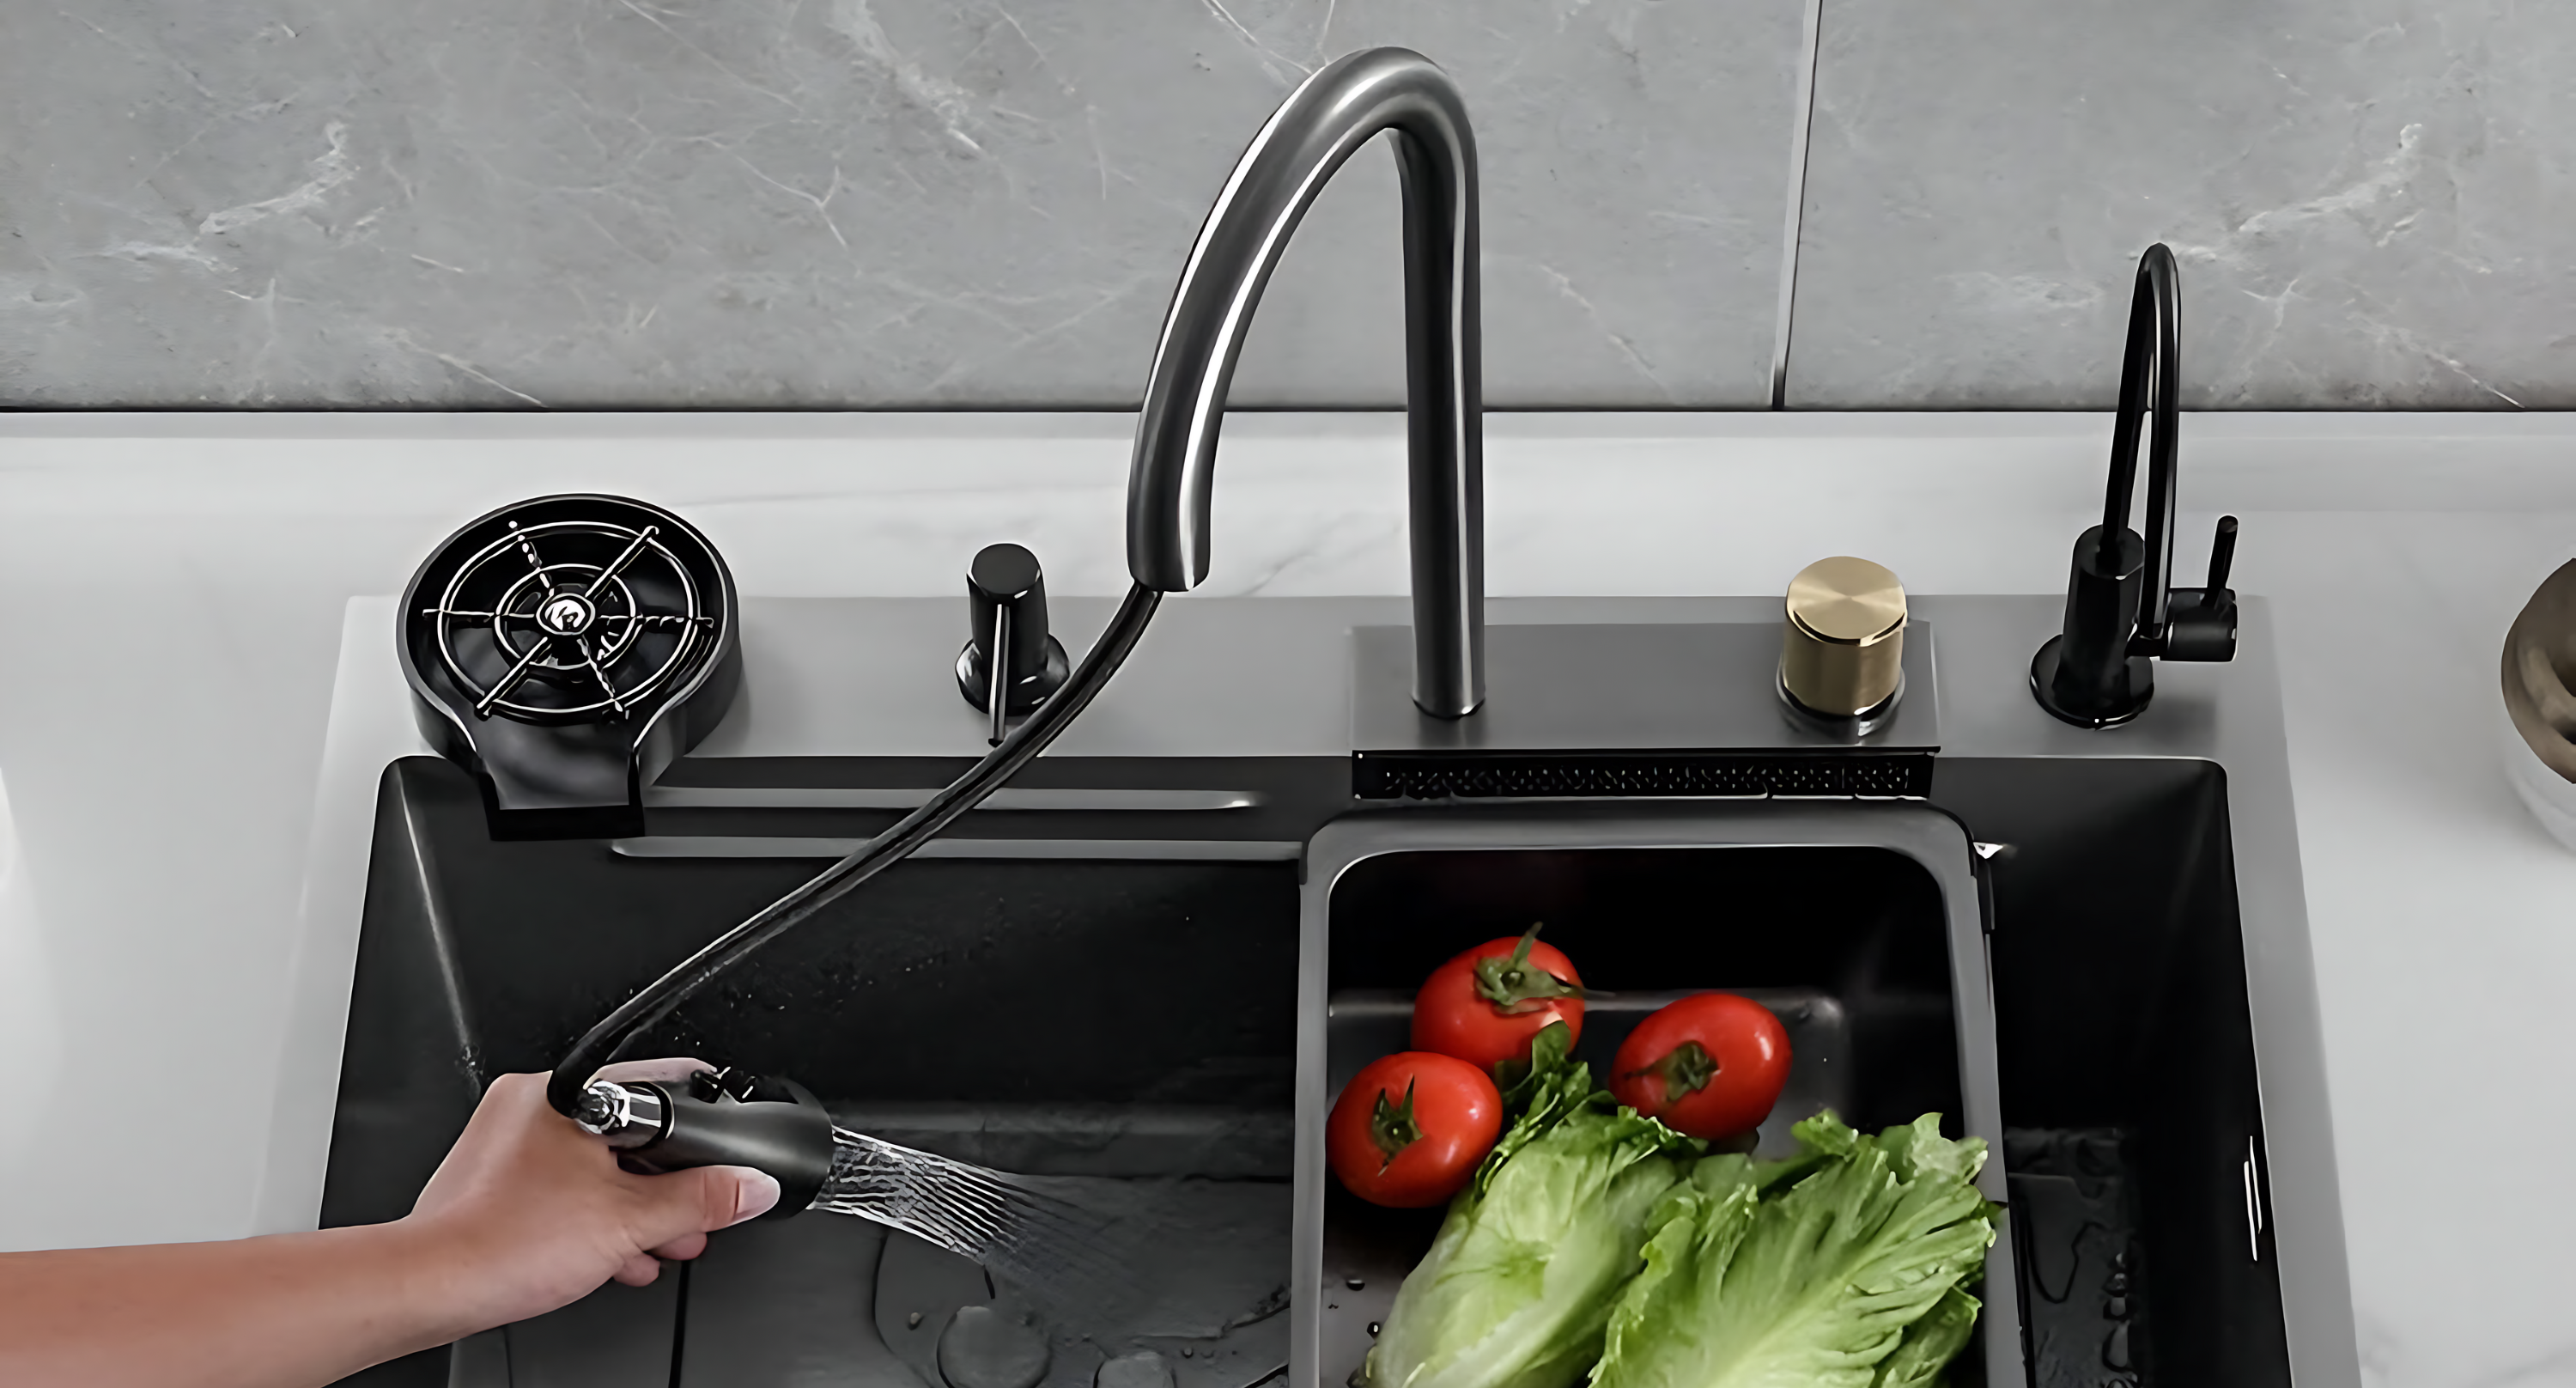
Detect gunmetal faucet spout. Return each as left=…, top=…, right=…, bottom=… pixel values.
left=1124, top=47, right=1485, bottom=717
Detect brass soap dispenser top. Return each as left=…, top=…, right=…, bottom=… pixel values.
left=1780, top=555, right=1907, bottom=721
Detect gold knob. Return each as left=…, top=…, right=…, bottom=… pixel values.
left=1781, top=557, right=1906, bottom=718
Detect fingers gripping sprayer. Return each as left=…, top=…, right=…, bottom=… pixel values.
left=571, top=1063, right=1133, bottom=1282
left=569, top=1068, right=836, bottom=1219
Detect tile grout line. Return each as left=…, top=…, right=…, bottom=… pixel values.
left=1768, top=0, right=1828, bottom=411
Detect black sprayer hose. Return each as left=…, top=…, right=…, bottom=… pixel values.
left=546, top=582, right=1165, bottom=1117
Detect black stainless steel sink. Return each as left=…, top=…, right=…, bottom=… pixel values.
left=323, top=738, right=2298, bottom=1388
left=325, top=755, right=1309, bottom=1388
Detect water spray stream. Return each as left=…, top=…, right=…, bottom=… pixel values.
left=811, top=1127, right=1140, bottom=1294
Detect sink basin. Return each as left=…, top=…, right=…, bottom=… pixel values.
left=1936, top=757, right=2287, bottom=1388
left=1296, top=803, right=2020, bottom=1388
left=325, top=754, right=1309, bottom=1388
left=310, top=594, right=2344, bottom=1388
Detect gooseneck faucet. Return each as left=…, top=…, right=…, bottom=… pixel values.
left=2031, top=243, right=2240, bottom=727
left=1125, top=47, right=1486, bottom=718
left=548, top=49, right=1487, bottom=1120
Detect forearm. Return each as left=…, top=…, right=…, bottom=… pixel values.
left=0, top=1066, right=768, bottom=1388
left=0, top=1221, right=481, bottom=1388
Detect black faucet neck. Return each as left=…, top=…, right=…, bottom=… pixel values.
left=2104, top=243, right=2181, bottom=648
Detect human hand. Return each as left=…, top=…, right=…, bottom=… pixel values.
left=402, top=1060, right=780, bottom=1331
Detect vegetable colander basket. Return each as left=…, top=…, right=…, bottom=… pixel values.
left=1291, top=801, right=2025, bottom=1388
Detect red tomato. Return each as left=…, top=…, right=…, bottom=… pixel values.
left=1609, top=993, right=1792, bottom=1141
left=1327, top=1051, right=1504, bottom=1208
left=1411, top=925, right=1587, bottom=1074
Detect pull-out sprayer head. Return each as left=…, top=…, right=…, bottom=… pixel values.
left=573, top=1068, right=833, bottom=1219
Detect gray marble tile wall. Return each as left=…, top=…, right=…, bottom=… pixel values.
left=1787, top=0, right=2576, bottom=409
left=0, top=0, right=1801, bottom=408
left=3, top=0, right=2568, bottom=409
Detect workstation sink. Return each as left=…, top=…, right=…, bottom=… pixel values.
left=318, top=593, right=2333, bottom=1388
left=312, top=47, right=2341, bottom=1388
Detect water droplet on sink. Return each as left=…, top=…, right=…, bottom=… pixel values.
left=2103, top=1322, right=2132, bottom=1371
left=2104, top=1272, right=2130, bottom=1295
left=1096, top=1351, right=1175, bottom=1388
left=908, top=1312, right=924, bottom=1329
left=1346, top=1276, right=1366, bottom=1290
left=1368, top=1323, right=1382, bottom=1338
left=938, top=1305, right=1050, bottom=1388
left=2105, top=1295, right=2129, bottom=1319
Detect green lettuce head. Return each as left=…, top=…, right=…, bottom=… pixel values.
left=1590, top=1111, right=1996, bottom=1388
left=1356, top=1034, right=1696, bottom=1388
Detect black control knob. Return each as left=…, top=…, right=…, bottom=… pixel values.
left=956, top=544, right=1070, bottom=745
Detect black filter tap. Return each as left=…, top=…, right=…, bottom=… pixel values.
left=2031, top=244, right=2240, bottom=728
left=956, top=543, right=1071, bottom=746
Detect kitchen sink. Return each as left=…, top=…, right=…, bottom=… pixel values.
left=307, top=593, right=2347, bottom=1388
left=287, top=48, right=2347, bottom=1385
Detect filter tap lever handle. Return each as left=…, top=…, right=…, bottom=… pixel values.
left=2161, top=514, right=2240, bottom=664
left=2205, top=514, right=2239, bottom=592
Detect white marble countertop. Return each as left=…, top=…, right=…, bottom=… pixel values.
left=1, top=411, right=2571, bottom=1387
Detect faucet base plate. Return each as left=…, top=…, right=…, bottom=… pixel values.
left=1354, top=621, right=1941, bottom=799
left=2030, top=637, right=2155, bottom=729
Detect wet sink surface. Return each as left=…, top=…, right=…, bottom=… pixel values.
left=324, top=750, right=2290, bottom=1387
left=1937, top=757, right=2288, bottom=1388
